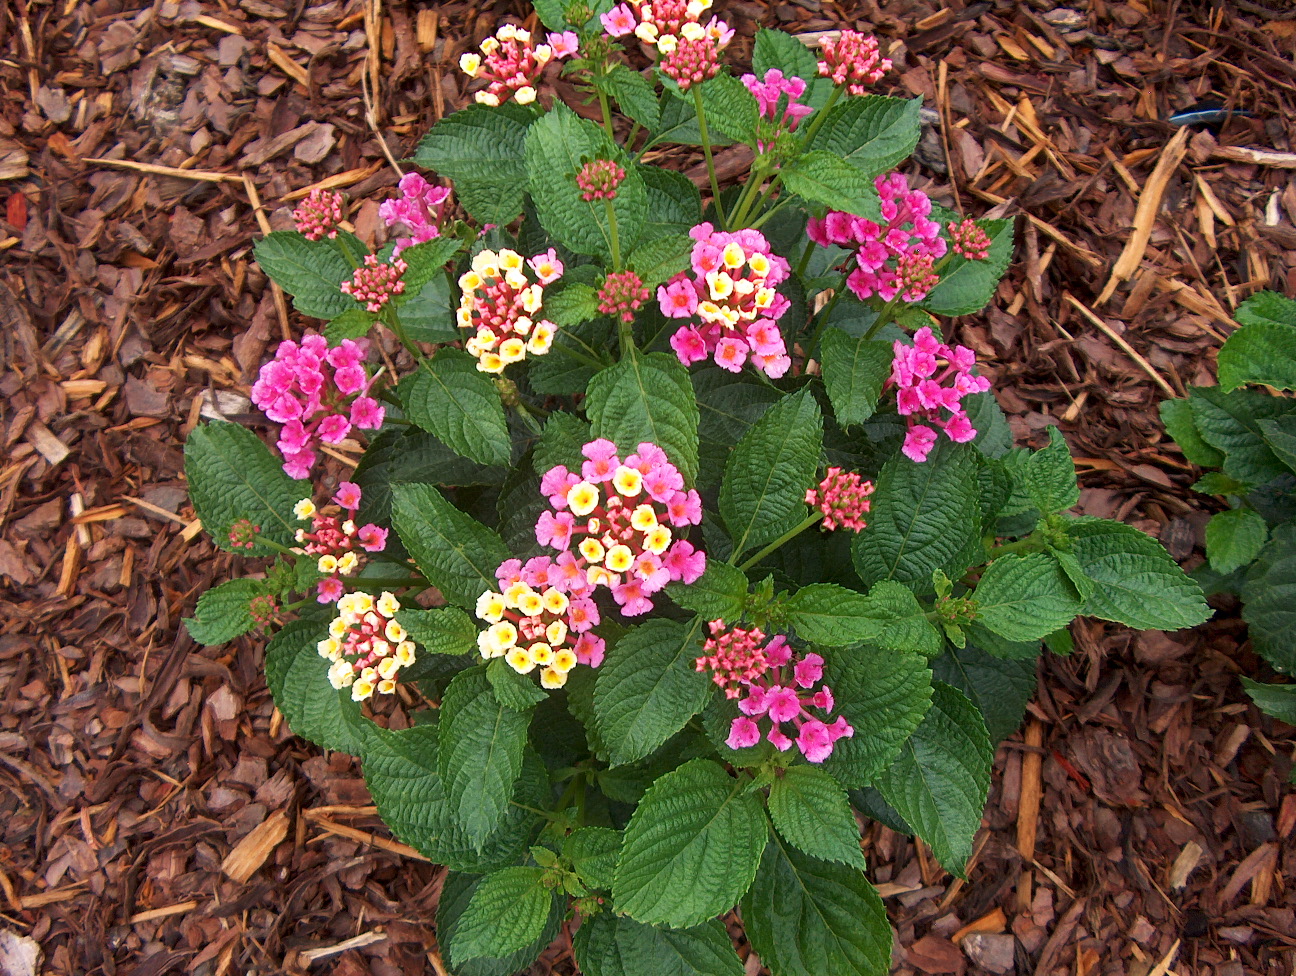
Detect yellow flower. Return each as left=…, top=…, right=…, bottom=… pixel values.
left=489, top=620, right=518, bottom=649
left=680, top=22, right=704, bottom=40
left=351, top=677, right=375, bottom=701
left=478, top=352, right=505, bottom=373
left=657, top=34, right=678, bottom=54
left=697, top=300, right=722, bottom=323
left=635, top=21, right=659, bottom=43
left=377, top=657, right=400, bottom=680
left=748, top=253, right=770, bottom=276
left=631, top=505, right=658, bottom=531
left=568, top=482, right=600, bottom=516
left=644, top=525, right=672, bottom=554
left=328, top=616, right=348, bottom=639
left=294, top=499, right=317, bottom=520
left=513, top=316, right=533, bottom=337
left=504, top=269, right=529, bottom=291
left=579, top=538, right=606, bottom=563
left=481, top=36, right=500, bottom=54
left=377, top=592, right=401, bottom=617
left=475, top=328, right=498, bottom=350
left=612, top=465, right=643, bottom=497
left=476, top=91, right=501, bottom=107
left=337, top=551, right=359, bottom=575
left=476, top=591, right=506, bottom=623
left=395, top=642, right=416, bottom=666
left=317, top=637, right=341, bottom=660
left=533, top=44, right=552, bottom=64
left=722, top=242, right=746, bottom=269
left=497, top=23, right=517, bottom=40
left=587, top=565, right=615, bottom=587
left=546, top=619, right=568, bottom=646
left=499, top=337, right=527, bottom=364
left=385, top=619, right=406, bottom=643
left=352, top=592, right=376, bottom=614
left=507, top=647, right=536, bottom=673
left=499, top=249, right=524, bottom=271
left=503, top=581, right=533, bottom=608
left=707, top=271, right=734, bottom=300
left=606, top=545, right=634, bottom=573
left=554, top=649, right=578, bottom=673
left=540, top=666, right=567, bottom=689
left=459, top=270, right=483, bottom=291
left=472, top=249, right=500, bottom=275
left=521, top=284, right=544, bottom=313
left=317, top=554, right=338, bottom=573
left=377, top=678, right=397, bottom=695
left=527, top=323, right=555, bottom=355
left=519, top=590, right=545, bottom=616
left=543, top=588, right=569, bottom=614
left=528, top=642, right=554, bottom=665
left=458, top=52, right=481, bottom=76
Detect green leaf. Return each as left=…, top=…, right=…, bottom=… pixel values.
left=535, top=412, right=592, bottom=473
left=768, top=766, right=865, bottom=869
left=565, top=827, right=623, bottom=891
left=530, top=319, right=612, bottom=395
left=438, top=666, right=532, bottom=849
left=1066, top=517, right=1211, bottom=631
left=1242, top=525, right=1296, bottom=672
left=852, top=443, right=982, bottom=594
left=184, top=578, right=263, bottom=645
left=264, top=620, right=372, bottom=755
left=922, top=218, right=1014, bottom=317
left=975, top=552, right=1083, bottom=642
left=410, top=103, right=534, bottom=225
left=627, top=233, right=694, bottom=288
left=543, top=282, right=602, bottom=328
left=403, top=350, right=511, bottom=467
left=780, top=151, right=882, bottom=220
left=323, top=308, right=378, bottom=345
left=697, top=73, right=759, bottom=145
left=719, top=388, right=823, bottom=559
left=810, top=95, right=923, bottom=178
left=1206, top=508, right=1268, bottom=574
left=1258, top=415, right=1296, bottom=475
left=486, top=657, right=549, bottom=710
left=595, top=618, right=712, bottom=765
left=614, top=759, right=767, bottom=927
left=821, top=648, right=933, bottom=789
left=875, top=682, right=992, bottom=876
left=785, top=582, right=942, bottom=655
left=933, top=641, right=1037, bottom=743
left=437, top=869, right=563, bottom=976
left=1024, top=426, right=1079, bottom=514
left=449, top=867, right=554, bottom=965
left=185, top=421, right=305, bottom=555
left=392, top=483, right=510, bottom=609
left=648, top=92, right=734, bottom=149
left=741, top=838, right=891, bottom=976
left=637, top=164, right=705, bottom=240
left=1193, top=471, right=1250, bottom=495
left=664, top=561, right=749, bottom=622
left=694, top=368, right=782, bottom=490
left=1189, top=385, right=1296, bottom=484
left=1236, top=289, right=1296, bottom=330
left=574, top=914, right=743, bottom=976
left=587, top=349, right=701, bottom=485
left=396, top=237, right=461, bottom=296
left=252, top=231, right=358, bottom=320
left=526, top=103, right=646, bottom=261
left=1219, top=291, right=1296, bottom=392
left=1159, top=397, right=1224, bottom=468
left=752, top=28, right=820, bottom=85
left=352, top=427, right=504, bottom=526
left=397, top=272, right=461, bottom=343
left=1241, top=677, right=1296, bottom=724
left=605, top=63, right=661, bottom=129
left=819, top=331, right=893, bottom=426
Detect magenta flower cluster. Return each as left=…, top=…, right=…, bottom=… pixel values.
left=598, top=270, right=650, bottom=323
left=741, top=68, right=813, bottom=149
left=659, top=223, right=792, bottom=378
left=379, top=173, right=452, bottom=257
left=816, top=30, right=891, bottom=95
left=888, top=326, right=990, bottom=463
left=535, top=440, right=705, bottom=617
left=700, top=624, right=854, bottom=763
left=293, top=189, right=344, bottom=242
left=576, top=159, right=626, bottom=201
left=805, top=467, right=875, bottom=531
left=251, top=335, right=385, bottom=478
left=809, top=173, right=948, bottom=304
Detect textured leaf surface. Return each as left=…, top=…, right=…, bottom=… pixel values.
left=1024, top=426, right=1079, bottom=514
left=264, top=620, right=371, bottom=755
left=1190, top=385, right=1296, bottom=485
left=565, top=827, right=623, bottom=891
left=605, top=63, right=661, bottom=129
left=587, top=349, right=700, bottom=485
left=184, top=578, right=262, bottom=645
left=574, top=914, right=744, bottom=976
left=876, top=682, right=992, bottom=876
left=785, top=581, right=942, bottom=655
left=694, top=369, right=782, bottom=490
left=1160, top=397, right=1224, bottom=468
left=1219, top=290, right=1296, bottom=391
left=1259, top=415, right=1296, bottom=475
left=535, top=412, right=592, bottom=474
left=1242, top=677, right=1296, bottom=723
left=922, top=218, right=1014, bottom=317
left=975, top=553, right=1083, bottom=642
left=819, top=331, right=893, bottom=426
left=253, top=231, right=358, bottom=319
left=352, top=427, right=504, bottom=526
left=767, top=766, right=865, bottom=868
left=392, top=483, right=510, bottom=609
left=1242, top=525, right=1296, bottom=672
left=403, top=350, right=511, bottom=467
left=637, top=164, right=705, bottom=240
left=933, top=642, right=1037, bottom=743
left=449, top=867, right=554, bottom=965
left=437, top=870, right=564, bottom=976
left=811, top=95, right=923, bottom=178
left=410, top=104, right=533, bottom=224
left=665, top=561, right=749, bottom=622
left=781, top=151, right=881, bottom=219
left=627, top=233, right=694, bottom=288
left=697, top=73, right=759, bottom=145
left=614, top=759, right=767, bottom=928
left=395, top=606, right=477, bottom=657
left=1206, top=508, right=1268, bottom=574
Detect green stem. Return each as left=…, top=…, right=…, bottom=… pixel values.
left=514, top=401, right=545, bottom=435
left=335, top=233, right=362, bottom=270
left=626, top=121, right=642, bottom=152
left=735, top=512, right=824, bottom=571
left=351, top=575, right=432, bottom=589
left=987, top=537, right=1039, bottom=559
left=602, top=196, right=622, bottom=270
left=596, top=85, right=616, bottom=140
left=385, top=306, right=424, bottom=362
left=618, top=316, right=635, bottom=358
left=800, top=84, right=843, bottom=149
left=861, top=293, right=902, bottom=342
left=795, top=236, right=817, bottom=278
left=692, top=85, right=727, bottom=230
left=727, top=159, right=769, bottom=230
left=750, top=198, right=791, bottom=230
left=733, top=173, right=783, bottom=229
left=552, top=339, right=607, bottom=371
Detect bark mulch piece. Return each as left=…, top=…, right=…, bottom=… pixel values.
left=1, top=0, right=1294, bottom=973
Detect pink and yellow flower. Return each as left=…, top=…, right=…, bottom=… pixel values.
left=459, top=247, right=563, bottom=373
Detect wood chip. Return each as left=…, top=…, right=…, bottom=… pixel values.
left=221, top=810, right=289, bottom=883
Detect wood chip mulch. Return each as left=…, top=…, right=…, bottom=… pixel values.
left=1, top=0, right=1294, bottom=973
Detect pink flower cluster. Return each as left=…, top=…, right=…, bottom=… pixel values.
left=660, top=223, right=792, bottom=378
left=808, top=174, right=948, bottom=303
left=459, top=247, right=563, bottom=373
left=700, top=623, right=854, bottom=763
left=598, top=270, right=650, bottom=323
left=293, top=483, right=389, bottom=604
left=601, top=0, right=733, bottom=90
left=948, top=218, right=992, bottom=261
left=805, top=467, right=875, bottom=531
left=320, top=589, right=414, bottom=700
left=888, top=326, right=990, bottom=462
left=817, top=30, right=891, bottom=95
left=576, top=159, right=625, bottom=201
left=293, top=189, right=344, bottom=242
left=249, top=593, right=278, bottom=627
left=458, top=24, right=578, bottom=106
left=341, top=255, right=407, bottom=312
left=535, top=440, right=705, bottom=616
left=251, top=335, right=385, bottom=478
left=227, top=518, right=261, bottom=550
left=741, top=68, right=813, bottom=149
left=379, top=173, right=452, bottom=258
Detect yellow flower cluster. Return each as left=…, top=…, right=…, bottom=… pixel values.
left=475, top=583, right=580, bottom=690
left=458, top=248, right=557, bottom=374
left=317, top=591, right=417, bottom=701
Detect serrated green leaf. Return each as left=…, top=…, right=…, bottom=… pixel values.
left=637, top=164, right=705, bottom=240
left=437, top=869, right=564, bottom=976
left=184, top=578, right=264, bottom=645
left=396, top=237, right=461, bottom=296
left=1025, top=426, right=1079, bottom=514
left=975, top=552, right=1083, bottom=642
left=185, top=421, right=305, bottom=555
left=1193, top=471, right=1250, bottom=496
left=741, top=838, right=891, bottom=976
left=785, top=581, right=942, bottom=655
left=396, top=271, right=461, bottom=343
left=486, top=657, right=549, bottom=709
left=1206, top=508, right=1268, bottom=574
left=1189, top=385, right=1296, bottom=485
left=1235, top=289, right=1296, bottom=330
left=614, top=758, right=767, bottom=927
left=819, top=330, right=892, bottom=426
left=810, top=95, right=923, bottom=178
left=821, top=647, right=933, bottom=789
left=587, top=348, right=700, bottom=485
left=694, top=368, right=782, bottom=490
left=438, top=666, right=532, bottom=849
left=1218, top=291, right=1296, bottom=392
left=605, top=63, right=661, bottom=129
left=449, top=866, right=554, bottom=965
left=1160, top=397, right=1225, bottom=468
left=1258, top=415, right=1296, bottom=475
left=543, top=282, right=602, bottom=328
left=392, top=483, right=510, bottom=609
left=921, top=218, right=1014, bottom=317
left=264, top=619, right=373, bottom=755
left=933, top=641, right=1037, bottom=743
left=574, top=914, right=744, bottom=976
left=767, top=766, right=864, bottom=869
left=564, top=827, right=622, bottom=891
left=648, top=92, right=734, bottom=149
left=594, top=618, right=712, bottom=765
left=535, top=412, right=592, bottom=473
left=664, top=561, right=749, bottom=622
left=720, top=388, right=823, bottom=559
left=1241, top=677, right=1296, bottom=723
left=403, top=350, right=511, bottom=467
left=530, top=318, right=613, bottom=395
left=876, top=682, right=991, bottom=876
left=697, top=73, right=759, bottom=145
left=752, top=28, right=821, bottom=86
left=395, top=607, right=477, bottom=680
left=780, top=151, right=882, bottom=220
left=253, top=231, right=359, bottom=320
left=410, top=103, right=534, bottom=225
left=1066, top=517, right=1211, bottom=631
left=627, top=233, right=694, bottom=288
left=323, top=308, right=378, bottom=345
left=352, top=427, right=504, bottom=527
left=1242, top=525, right=1296, bottom=672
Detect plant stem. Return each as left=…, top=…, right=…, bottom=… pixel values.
left=795, top=236, right=817, bottom=278
left=596, top=85, right=616, bottom=140
left=987, top=536, right=1039, bottom=559
left=335, top=233, right=363, bottom=270
left=727, top=158, right=768, bottom=230
left=602, top=196, right=622, bottom=271
left=804, top=274, right=849, bottom=355
left=514, top=401, right=545, bottom=435
left=351, top=575, right=432, bottom=589
left=385, top=305, right=424, bottom=362
left=618, top=316, right=635, bottom=358
left=692, top=85, right=727, bottom=230
left=861, top=294, right=902, bottom=341
left=626, top=121, right=642, bottom=152
left=750, top=198, right=791, bottom=230
left=735, top=512, right=824, bottom=571
left=734, top=173, right=783, bottom=229
left=552, top=338, right=607, bottom=371
left=800, top=84, right=843, bottom=149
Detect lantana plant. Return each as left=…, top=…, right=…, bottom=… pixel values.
left=185, top=10, right=1211, bottom=974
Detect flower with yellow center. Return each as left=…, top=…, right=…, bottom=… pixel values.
left=317, top=554, right=338, bottom=573
left=554, top=649, right=578, bottom=673
left=518, top=590, right=545, bottom=616
left=377, top=657, right=400, bottom=680
left=377, top=592, right=401, bottom=616
left=328, top=659, right=353, bottom=688
left=722, top=242, right=746, bottom=269
left=395, top=642, right=416, bottom=666
left=351, top=676, right=376, bottom=701
left=499, top=249, right=524, bottom=271
left=294, top=499, right=317, bottom=520
left=337, top=551, right=359, bottom=575
left=497, top=23, right=517, bottom=40
left=580, top=538, right=606, bottom=563
left=529, top=643, right=555, bottom=666
left=489, top=620, right=518, bottom=649
left=541, top=666, right=566, bottom=689
left=568, top=482, right=600, bottom=517
left=377, top=678, right=397, bottom=695
left=471, top=250, right=500, bottom=275
left=353, top=592, right=376, bottom=614
left=546, top=619, right=568, bottom=646
left=733, top=279, right=756, bottom=298
left=613, top=465, right=643, bottom=497
left=317, top=637, right=341, bottom=660
left=457, top=307, right=474, bottom=328
left=527, top=325, right=554, bottom=355
left=459, top=270, right=483, bottom=291
left=477, top=591, right=506, bottom=623
left=477, top=92, right=501, bottom=107
left=474, top=328, right=499, bottom=350
left=329, top=616, right=348, bottom=639
left=522, top=285, right=544, bottom=314
left=697, top=300, right=722, bottom=323
left=587, top=565, right=616, bottom=587
left=718, top=305, right=742, bottom=327
left=479, top=352, right=505, bottom=373
left=513, top=316, right=533, bottom=336
left=507, top=648, right=536, bottom=673
left=503, top=582, right=532, bottom=608
left=534, top=44, right=552, bottom=63
left=707, top=271, right=734, bottom=300
left=644, top=525, right=673, bottom=554
left=499, top=338, right=527, bottom=364
left=606, top=545, right=634, bottom=573
left=680, top=21, right=705, bottom=40
left=635, top=21, right=659, bottom=43
left=542, top=588, right=569, bottom=614
left=657, top=34, right=678, bottom=54
left=371, top=639, right=392, bottom=659
left=384, top=619, right=406, bottom=643
left=748, top=253, right=770, bottom=275
left=504, top=268, right=529, bottom=291
left=631, top=505, right=658, bottom=531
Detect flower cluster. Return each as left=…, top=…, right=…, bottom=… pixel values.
left=379, top=172, right=452, bottom=257
left=597, top=270, right=650, bottom=323
left=888, top=326, right=990, bottom=463
left=576, top=159, right=625, bottom=201
left=319, top=590, right=416, bottom=701
left=808, top=174, right=948, bottom=304
left=535, top=440, right=705, bottom=616
left=806, top=468, right=875, bottom=531
left=458, top=247, right=563, bottom=373
left=249, top=593, right=279, bottom=627
left=741, top=68, right=813, bottom=149
left=699, top=622, right=854, bottom=763
left=293, top=484, right=389, bottom=603
left=458, top=24, right=578, bottom=106
left=475, top=559, right=606, bottom=690
left=660, top=223, right=792, bottom=378
left=601, top=0, right=733, bottom=90
left=948, top=218, right=992, bottom=261
left=341, top=255, right=407, bottom=312
left=816, top=30, right=891, bottom=95
left=293, top=189, right=344, bottom=242
left=251, top=335, right=385, bottom=478
left=228, top=518, right=261, bottom=550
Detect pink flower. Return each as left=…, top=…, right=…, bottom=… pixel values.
left=317, top=414, right=352, bottom=444
left=767, top=726, right=793, bottom=751
left=663, top=540, right=706, bottom=583
left=574, top=633, right=606, bottom=667
left=566, top=595, right=600, bottom=632
left=765, top=686, right=802, bottom=723
left=282, top=450, right=315, bottom=480
left=797, top=720, right=835, bottom=763
left=527, top=248, right=564, bottom=284
left=902, top=425, right=939, bottom=463
left=601, top=3, right=636, bottom=36
left=349, top=396, right=384, bottom=429
left=536, top=510, right=575, bottom=549
left=670, top=326, right=709, bottom=364
left=806, top=467, right=874, bottom=532
left=659, top=278, right=700, bottom=319
left=357, top=524, right=388, bottom=552
left=794, top=653, right=824, bottom=688
left=612, top=580, right=653, bottom=616
left=334, top=482, right=363, bottom=510
left=714, top=337, right=748, bottom=372
left=727, top=717, right=761, bottom=749
left=333, top=364, right=367, bottom=396
left=943, top=412, right=976, bottom=443
left=547, top=30, right=579, bottom=58
left=341, top=255, right=407, bottom=312
left=317, top=577, right=345, bottom=602
left=666, top=490, right=703, bottom=526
